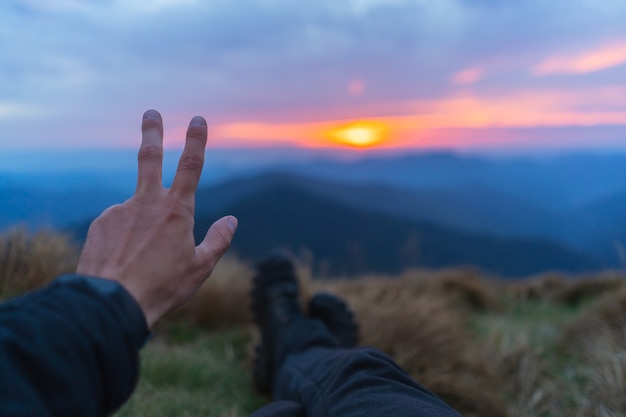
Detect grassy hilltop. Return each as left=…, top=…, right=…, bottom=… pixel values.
left=1, top=229, right=625, bottom=417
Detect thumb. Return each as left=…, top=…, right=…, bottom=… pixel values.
left=196, top=215, right=238, bottom=268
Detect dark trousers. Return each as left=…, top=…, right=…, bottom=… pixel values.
left=251, top=317, right=462, bottom=417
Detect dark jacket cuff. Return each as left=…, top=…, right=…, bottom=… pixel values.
left=54, top=274, right=150, bottom=346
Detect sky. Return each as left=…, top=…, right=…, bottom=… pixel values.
left=1, top=0, right=626, bottom=153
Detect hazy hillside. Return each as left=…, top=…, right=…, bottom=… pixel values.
left=196, top=172, right=566, bottom=240
left=0, top=184, right=126, bottom=230
left=279, top=152, right=626, bottom=212
left=568, top=189, right=626, bottom=264
left=193, top=183, right=599, bottom=277
left=5, top=149, right=626, bottom=213
left=6, top=150, right=626, bottom=276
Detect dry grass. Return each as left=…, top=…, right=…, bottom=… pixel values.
left=172, top=256, right=255, bottom=328
left=553, top=273, right=625, bottom=307
left=310, top=271, right=509, bottom=417
left=475, top=301, right=575, bottom=417
left=140, top=257, right=626, bottom=417
left=559, top=289, right=626, bottom=417
left=508, top=272, right=625, bottom=307
left=0, top=228, right=79, bottom=300
left=2, top=229, right=626, bottom=417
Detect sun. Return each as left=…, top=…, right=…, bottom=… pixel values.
left=327, top=121, right=388, bottom=148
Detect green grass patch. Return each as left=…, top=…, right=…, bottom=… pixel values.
left=470, top=299, right=585, bottom=349
left=115, top=326, right=267, bottom=417
left=468, top=298, right=607, bottom=416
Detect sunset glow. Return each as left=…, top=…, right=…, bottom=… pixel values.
left=209, top=86, right=626, bottom=150
left=326, top=121, right=388, bottom=148
left=3, top=1, right=626, bottom=152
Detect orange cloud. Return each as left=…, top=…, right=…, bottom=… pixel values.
left=451, top=67, right=484, bottom=86
left=214, top=122, right=320, bottom=147
left=400, top=87, right=626, bottom=128
left=534, top=41, right=626, bottom=75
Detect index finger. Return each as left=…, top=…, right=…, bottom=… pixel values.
left=171, top=116, right=207, bottom=200
left=136, top=110, right=164, bottom=195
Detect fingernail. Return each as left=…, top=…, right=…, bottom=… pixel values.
left=227, top=216, right=238, bottom=233
left=143, top=109, right=161, bottom=119
left=190, top=116, right=206, bottom=126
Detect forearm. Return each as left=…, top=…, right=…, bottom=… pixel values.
left=0, top=275, right=149, bottom=417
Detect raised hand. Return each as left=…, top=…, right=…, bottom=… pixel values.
left=76, top=110, right=237, bottom=328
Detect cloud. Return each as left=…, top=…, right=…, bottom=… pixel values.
left=451, top=67, right=485, bottom=85
left=0, top=102, right=44, bottom=119
left=213, top=86, right=626, bottom=148
left=348, top=79, right=366, bottom=96
left=1, top=0, right=626, bottom=150
left=534, top=41, right=626, bottom=75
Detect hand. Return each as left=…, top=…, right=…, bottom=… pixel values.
left=76, top=110, right=237, bottom=328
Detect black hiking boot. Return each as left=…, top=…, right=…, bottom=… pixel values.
left=308, top=293, right=360, bottom=348
left=251, top=253, right=304, bottom=395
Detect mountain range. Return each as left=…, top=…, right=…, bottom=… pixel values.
left=3, top=150, right=626, bottom=277
left=193, top=178, right=599, bottom=277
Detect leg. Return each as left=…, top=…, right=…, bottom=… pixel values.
left=273, top=318, right=461, bottom=417
left=251, top=254, right=462, bottom=417
left=308, top=292, right=360, bottom=348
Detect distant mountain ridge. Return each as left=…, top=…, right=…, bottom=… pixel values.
left=195, top=171, right=567, bottom=240
left=4, top=150, right=626, bottom=276
left=0, top=184, right=126, bottom=230
left=6, top=150, right=626, bottom=211
left=276, top=151, right=626, bottom=212
left=193, top=177, right=600, bottom=277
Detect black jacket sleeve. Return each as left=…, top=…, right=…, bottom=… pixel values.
left=248, top=400, right=304, bottom=417
left=0, top=275, right=149, bottom=417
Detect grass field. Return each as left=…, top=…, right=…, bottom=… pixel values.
left=115, top=326, right=265, bottom=417
left=1, top=229, right=625, bottom=417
